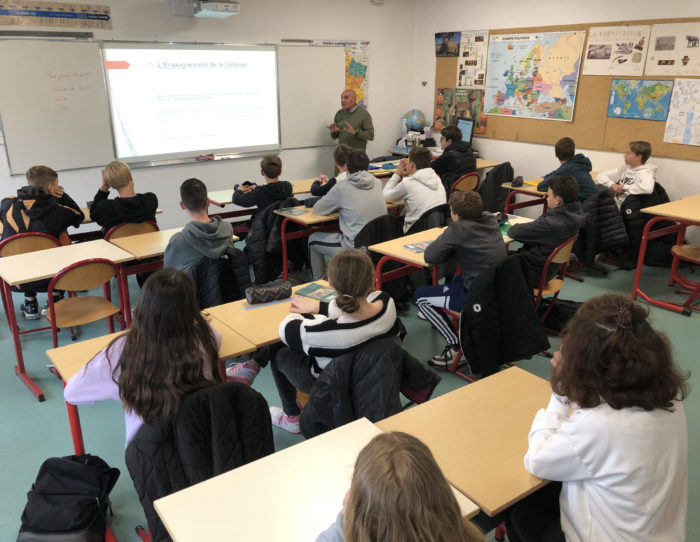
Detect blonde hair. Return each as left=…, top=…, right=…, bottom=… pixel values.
left=344, top=432, right=484, bottom=542
left=327, top=249, right=375, bottom=314
left=26, top=165, right=58, bottom=191
left=103, top=161, right=132, bottom=190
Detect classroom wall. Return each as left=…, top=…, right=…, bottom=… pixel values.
left=411, top=0, right=700, bottom=239
left=0, top=0, right=417, bottom=230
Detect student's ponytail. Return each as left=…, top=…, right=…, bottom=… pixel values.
left=327, top=249, right=375, bottom=314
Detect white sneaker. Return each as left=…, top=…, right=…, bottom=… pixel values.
left=430, top=345, right=459, bottom=367
left=269, top=406, right=300, bottom=434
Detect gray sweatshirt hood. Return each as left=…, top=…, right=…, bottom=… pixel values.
left=346, top=170, right=378, bottom=190
left=181, top=216, right=234, bottom=259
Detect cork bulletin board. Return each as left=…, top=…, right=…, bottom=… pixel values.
left=434, top=17, right=700, bottom=161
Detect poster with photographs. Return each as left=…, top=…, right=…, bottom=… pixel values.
left=582, top=25, right=650, bottom=75
left=457, top=30, right=489, bottom=88
left=435, top=32, right=461, bottom=57
left=646, top=22, right=700, bottom=76
left=434, top=88, right=486, bottom=134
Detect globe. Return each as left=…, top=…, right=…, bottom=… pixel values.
left=402, top=109, right=426, bottom=132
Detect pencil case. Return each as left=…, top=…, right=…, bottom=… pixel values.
left=245, top=281, right=292, bottom=304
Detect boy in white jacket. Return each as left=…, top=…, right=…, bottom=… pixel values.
left=596, top=141, right=656, bottom=208
left=383, top=147, right=446, bottom=233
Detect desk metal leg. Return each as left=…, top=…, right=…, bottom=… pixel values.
left=281, top=218, right=290, bottom=282
left=66, top=401, right=86, bottom=455
left=2, top=280, right=45, bottom=401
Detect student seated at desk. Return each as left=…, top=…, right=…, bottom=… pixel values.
left=536, top=137, right=597, bottom=201
left=383, top=147, right=447, bottom=233
left=308, top=151, right=386, bottom=280
left=64, top=269, right=221, bottom=447
left=596, top=140, right=656, bottom=209
left=268, top=249, right=401, bottom=434
left=0, top=165, right=84, bottom=319
left=308, top=144, right=353, bottom=203
left=505, top=294, right=688, bottom=542
left=431, top=125, right=477, bottom=195
left=232, top=154, right=293, bottom=210
left=317, top=432, right=484, bottom=542
left=164, top=178, right=234, bottom=273
left=414, top=191, right=506, bottom=365
left=89, top=160, right=158, bottom=235
left=507, top=176, right=585, bottom=286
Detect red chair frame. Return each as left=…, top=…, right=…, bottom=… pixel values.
left=533, top=235, right=578, bottom=328
left=449, top=171, right=480, bottom=196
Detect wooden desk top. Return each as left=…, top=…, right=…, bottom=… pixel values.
left=208, top=179, right=316, bottom=208
left=275, top=201, right=403, bottom=226
left=46, top=317, right=256, bottom=383
left=204, top=281, right=330, bottom=348
left=108, top=227, right=240, bottom=260
left=376, top=367, right=551, bottom=516
left=369, top=215, right=532, bottom=266
left=79, top=207, right=163, bottom=225
left=501, top=182, right=546, bottom=196
left=154, top=418, right=478, bottom=542
left=642, top=193, right=700, bottom=222
left=0, top=239, right=135, bottom=286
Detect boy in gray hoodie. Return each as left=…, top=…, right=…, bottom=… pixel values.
left=164, top=178, right=235, bottom=273
left=308, top=151, right=386, bottom=279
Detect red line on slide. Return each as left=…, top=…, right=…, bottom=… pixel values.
left=104, top=61, right=130, bottom=70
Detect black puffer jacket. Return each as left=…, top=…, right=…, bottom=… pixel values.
left=125, top=383, right=274, bottom=542
left=621, top=182, right=674, bottom=265
left=479, top=162, right=514, bottom=213
left=188, top=247, right=252, bottom=309
left=431, top=141, right=477, bottom=193
left=299, top=336, right=441, bottom=438
left=245, top=197, right=303, bottom=283
left=574, top=187, right=628, bottom=264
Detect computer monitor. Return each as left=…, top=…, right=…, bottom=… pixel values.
left=456, top=117, right=475, bottom=146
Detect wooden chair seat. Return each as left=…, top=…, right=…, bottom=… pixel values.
left=46, top=297, right=120, bottom=328
left=671, top=244, right=700, bottom=264
left=537, top=278, right=564, bottom=297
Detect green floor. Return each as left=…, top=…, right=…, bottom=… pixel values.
left=0, top=260, right=697, bottom=541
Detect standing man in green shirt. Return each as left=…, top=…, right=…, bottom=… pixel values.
left=328, top=89, right=374, bottom=152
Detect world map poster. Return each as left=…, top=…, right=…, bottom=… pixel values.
left=484, top=32, right=585, bottom=121
left=607, top=79, right=673, bottom=121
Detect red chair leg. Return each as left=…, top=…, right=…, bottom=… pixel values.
left=495, top=522, right=507, bottom=541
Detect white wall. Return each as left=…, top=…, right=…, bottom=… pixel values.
left=0, top=0, right=417, bottom=230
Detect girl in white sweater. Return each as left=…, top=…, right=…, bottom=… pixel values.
left=507, top=294, right=689, bottom=542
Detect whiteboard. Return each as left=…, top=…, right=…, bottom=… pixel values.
left=0, top=40, right=114, bottom=174
left=278, top=45, right=346, bottom=149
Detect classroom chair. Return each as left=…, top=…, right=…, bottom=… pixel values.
left=449, top=171, right=479, bottom=196
left=668, top=244, right=700, bottom=314
left=103, top=220, right=159, bottom=240
left=45, top=258, right=123, bottom=348
left=532, top=235, right=578, bottom=331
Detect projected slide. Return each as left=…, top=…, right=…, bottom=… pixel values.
left=103, top=45, right=279, bottom=160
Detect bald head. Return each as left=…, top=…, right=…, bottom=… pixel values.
left=341, top=89, right=357, bottom=111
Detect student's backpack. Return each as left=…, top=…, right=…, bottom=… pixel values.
left=17, top=454, right=120, bottom=542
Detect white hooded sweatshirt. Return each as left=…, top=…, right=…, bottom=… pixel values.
left=383, top=167, right=447, bottom=232
left=597, top=163, right=657, bottom=208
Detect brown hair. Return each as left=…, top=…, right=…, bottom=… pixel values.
left=103, top=161, right=132, bottom=190
left=180, top=177, right=208, bottom=212
left=548, top=176, right=579, bottom=203
left=106, top=269, right=220, bottom=423
left=554, top=137, right=576, bottom=161
left=347, top=151, right=370, bottom=173
left=408, top=146, right=432, bottom=170
left=449, top=190, right=483, bottom=219
left=441, top=125, right=462, bottom=143
left=552, top=294, right=689, bottom=411
left=629, top=141, right=652, bottom=164
left=327, top=249, right=375, bottom=314
left=260, top=154, right=282, bottom=179
left=334, top=144, right=353, bottom=168
left=344, top=432, right=484, bottom=542
left=25, top=165, right=58, bottom=191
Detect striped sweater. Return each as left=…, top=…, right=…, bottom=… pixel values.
left=278, top=291, right=401, bottom=377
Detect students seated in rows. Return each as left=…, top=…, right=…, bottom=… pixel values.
left=414, top=191, right=506, bottom=365
left=597, top=140, right=656, bottom=208
left=310, top=144, right=353, bottom=199
left=64, top=269, right=221, bottom=447
left=90, top=160, right=158, bottom=235
left=536, top=137, right=597, bottom=201
left=268, top=249, right=401, bottom=434
left=232, top=154, right=292, bottom=210
left=383, top=147, right=447, bottom=233
left=506, top=294, right=688, bottom=541
left=317, top=432, right=484, bottom=542
left=431, top=125, right=477, bottom=195
left=507, top=176, right=585, bottom=286
left=308, top=151, right=386, bottom=280
left=0, top=165, right=84, bottom=319
left=163, top=178, right=234, bottom=273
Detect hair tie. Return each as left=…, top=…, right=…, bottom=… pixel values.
left=340, top=294, right=353, bottom=299
left=616, top=306, right=632, bottom=330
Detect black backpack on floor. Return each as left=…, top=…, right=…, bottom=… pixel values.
left=17, top=454, right=120, bottom=542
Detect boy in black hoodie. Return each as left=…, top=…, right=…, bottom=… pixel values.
left=536, top=137, right=597, bottom=201
left=431, top=125, right=477, bottom=195
left=232, top=154, right=293, bottom=210
left=89, top=160, right=158, bottom=235
left=0, top=165, right=84, bottom=319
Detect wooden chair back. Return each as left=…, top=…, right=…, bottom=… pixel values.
left=450, top=172, right=479, bottom=195
left=0, top=232, right=61, bottom=257
left=52, top=259, right=118, bottom=292
left=551, top=236, right=576, bottom=264
left=104, top=220, right=159, bottom=241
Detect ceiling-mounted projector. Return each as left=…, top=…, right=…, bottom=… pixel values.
left=194, top=1, right=240, bottom=18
